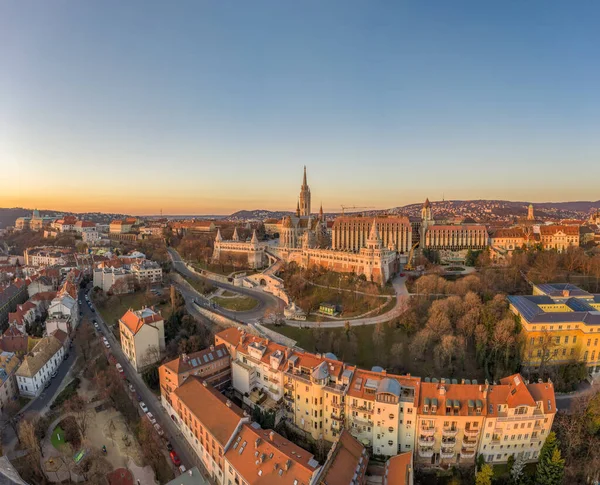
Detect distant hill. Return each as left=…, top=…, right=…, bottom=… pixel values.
left=0, top=207, right=132, bottom=228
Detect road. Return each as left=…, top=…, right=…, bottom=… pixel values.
left=84, top=287, right=208, bottom=478
left=168, top=247, right=284, bottom=321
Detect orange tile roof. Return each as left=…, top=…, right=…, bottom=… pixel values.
left=119, top=308, right=163, bottom=336
left=417, top=380, right=487, bottom=416
left=50, top=329, right=68, bottom=345
left=526, top=381, right=556, bottom=415
left=346, top=368, right=420, bottom=404
left=226, top=423, right=318, bottom=485
left=498, top=374, right=536, bottom=408
left=384, top=452, right=412, bottom=485
left=539, top=225, right=580, bottom=236
left=173, top=377, right=245, bottom=447
left=317, top=429, right=367, bottom=485
left=491, top=228, right=525, bottom=238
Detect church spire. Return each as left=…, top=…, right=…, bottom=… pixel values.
left=302, top=165, right=307, bottom=188
left=319, top=203, right=324, bottom=221
left=368, top=218, right=380, bottom=241
left=215, top=228, right=222, bottom=242
left=232, top=227, right=239, bottom=241
left=296, top=199, right=300, bottom=217
left=250, top=229, right=258, bottom=245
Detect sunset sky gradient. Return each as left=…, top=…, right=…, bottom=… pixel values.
left=1, top=1, right=600, bottom=215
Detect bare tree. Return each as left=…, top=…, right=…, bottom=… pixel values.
left=64, top=394, right=92, bottom=440
left=139, top=344, right=161, bottom=368
left=18, top=419, right=44, bottom=480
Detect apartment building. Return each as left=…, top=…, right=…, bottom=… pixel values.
left=0, top=280, right=29, bottom=328
left=129, top=260, right=162, bottom=286
left=416, top=378, right=487, bottom=466
left=315, top=429, right=369, bottom=485
left=345, top=369, right=419, bottom=457
left=539, top=225, right=580, bottom=252
left=509, top=283, right=600, bottom=371
left=119, top=307, right=165, bottom=371
left=166, top=377, right=250, bottom=484
left=109, top=219, right=135, bottom=234
left=0, top=352, right=20, bottom=414
left=15, top=335, right=64, bottom=397
left=479, top=374, right=555, bottom=465
left=159, top=344, right=231, bottom=408
left=24, top=247, right=73, bottom=267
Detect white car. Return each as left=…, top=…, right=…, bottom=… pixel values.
left=128, top=383, right=135, bottom=393
left=154, top=423, right=164, bottom=436
left=116, top=363, right=124, bottom=374
left=104, top=341, right=111, bottom=349
left=140, top=402, right=149, bottom=413
left=146, top=412, right=157, bottom=425
left=178, top=465, right=186, bottom=474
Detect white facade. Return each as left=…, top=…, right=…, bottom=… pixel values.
left=16, top=338, right=64, bottom=398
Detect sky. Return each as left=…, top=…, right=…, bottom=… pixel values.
left=1, top=1, right=599, bottom=215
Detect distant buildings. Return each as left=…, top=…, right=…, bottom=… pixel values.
left=24, top=247, right=73, bottom=267
left=15, top=209, right=53, bottom=231
left=212, top=229, right=266, bottom=269
left=0, top=351, right=20, bottom=413
left=93, top=257, right=162, bottom=293
left=539, top=225, right=580, bottom=252
left=118, top=307, right=165, bottom=371
left=332, top=215, right=413, bottom=253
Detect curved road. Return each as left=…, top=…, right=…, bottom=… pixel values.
left=168, top=248, right=284, bottom=321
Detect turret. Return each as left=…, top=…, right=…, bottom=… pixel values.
left=232, top=227, right=239, bottom=241
left=215, top=228, right=222, bottom=242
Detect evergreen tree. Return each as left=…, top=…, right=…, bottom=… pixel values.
left=538, top=431, right=558, bottom=464
left=476, top=463, right=493, bottom=485
left=510, top=455, right=526, bottom=485
left=535, top=448, right=565, bottom=485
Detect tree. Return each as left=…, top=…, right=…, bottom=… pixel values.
left=0, top=400, right=22, bottom=440
left=75, top=448, right=112, bottom=484
left=476, top=463, right=493, bottom=485
left=535, top=448, right=565, bottom=485
left=372, top=322, right=385, bottom=348
left=510, top=454, right=526, bottom=485
left=64, top=394, right=92, bottom=440
left=75, top=322, right=95, bottom=364
left=18, top=419, right=45, bottom=481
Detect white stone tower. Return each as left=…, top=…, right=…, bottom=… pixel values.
left=299, top=166, right=311, bottom=217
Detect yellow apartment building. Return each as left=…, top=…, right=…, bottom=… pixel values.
left=479, top=374, right=555, bottom=464
left=509, top=283, right=600, bottom=371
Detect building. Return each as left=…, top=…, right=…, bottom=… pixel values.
left=162, top=467, right=209, bottom=485
left=0, top=280, right=29, bottom=328
left=315, top=429, right=368, bottom=485
left=416, top=378, right=487, bottom=466
left=8, top=301, right=38, bottom=334
left=225, top=422, right=321, bottom=485
left=129, top=260, right=163, bottom=286
left=15, top=335, right=64, bottom=397
left=15, top=209, right=53, bottom=231
left=118, top=307, right=165, bottom=371
left=383, top=452, right=413, bottom=485
left=0, top=326, right=30, bottom=354
left=109, top=219, right=134, bottom=234
left=508, top=283, right=600, bottom=371
left=539, top=225, right=580, bottom=252
left=93, top=267, right=133, bottom=294
left=159, top=344, right=231, bottom=408
left=212, top=229, right=267, bottom=269
left=73, top=220, right=96, bottom=234
left=93, top=258, right=162, bottom=292
left=0, top=351, right=20, bottom=414
left=52, top=216, right=78, bottom=232
left=332, top=215, right=413, bottom=254
left=171, top=220, right=216, bottom=235
left=23, top=247, right=73, bottom=267
left=82, top=230, right=101, bottom=243
left=479, top=374, right=555, bottom=464
left=166, top=377, right=250, bottom=484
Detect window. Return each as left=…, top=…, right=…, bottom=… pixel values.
left=573, top=336, right=577, bottom=344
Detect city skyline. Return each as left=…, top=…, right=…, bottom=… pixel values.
left=2, top=1, right=600, bottom=214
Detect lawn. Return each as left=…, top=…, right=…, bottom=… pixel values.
left=212, top=295, right=258, bottom=312
left=93, top=291, right=168, bottom=327
left=183, top=274, right=216, bottom=295
left=51, top=425, right=66, bottom=450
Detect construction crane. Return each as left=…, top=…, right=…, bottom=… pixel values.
left=340, top=205, right=375, bottom=215
left=404, top=241, right=420, bottom=271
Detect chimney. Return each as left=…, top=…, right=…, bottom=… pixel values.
left=202, top=380, right=208, bottom=387
left=563, top=289, right=570, bottom=298
left=226, top=399, right=232, bottom=408
left=483, top=385, right=488, bottom=399
left=439, top=385, right=446, bottom=396
left=462, top=379, right=465, bottom=384
left=210, top=345, right=215, bottom=351
left=265, top=338, right=269, bottom=345
left=285, top=459, right=292, bottom=471
left=255, top=437, right=261, bottom=448
left=269, top=431, right=275, bottom=441
left=182, top=353, right=188, bottom=363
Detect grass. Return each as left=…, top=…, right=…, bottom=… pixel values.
left=50, top=425, right=66, bottom=450
left=184, top=274, right=216, bottom=295
left=94, top=291, right=168, bottom=327
left=221, top=290, right=237, bottom=297
left=212, top=295, right=258, bottom=311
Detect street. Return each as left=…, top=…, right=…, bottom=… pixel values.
left=168, top=247, right=285, bottom=321
left=83, top=286, right=208, bottom=478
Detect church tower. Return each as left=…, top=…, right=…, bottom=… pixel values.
left=299, top=166, right=311, bottom=217
left=527, top=203, right=535, bottom=221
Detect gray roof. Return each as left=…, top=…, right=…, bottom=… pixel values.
left=534, top=283, right=592, bottom=298
left=377, top=377, right=401, bottom=397
left=509, top=294, right=600, bottom=326
left=163, top=467, right=209, bottom=485
left=311, top=361, right=329, bottom=380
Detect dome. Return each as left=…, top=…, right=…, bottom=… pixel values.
left=377, top=377, right=401, bottom=397
left=371, top=366, right=384, bottom=373
left=324, top=352, right=337, bottom=361
left=311, top=361, right=329, bottom=381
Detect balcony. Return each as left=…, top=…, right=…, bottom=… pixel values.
left=462, top=439, right=478, bottom=449
left=419, top=427, right=436, bottom=437
left=464, top=427, right=480, bottom=437
left=440, top=449, right=455, bottom=460
left=441, top=438, right=456, bottom=447
left=418, top=448, right=434, bottom=459
left=353, top=417, right=373, bottom=427
left=284, top=381, right=294, bottom=390
left=331, top=413, right=344, bottom=422
left=418, top=436, right=435, bottom=447
left=460, top=448, right=476, bottom=459
left=331, top=401, right=344, bottom=409
left=269, top=377, right=280, bottom=384
left=349, top=403, right=373, bottom=413
left=442, top=427, right=459, bottom=438
left=283, top=394, right=293, bottom=402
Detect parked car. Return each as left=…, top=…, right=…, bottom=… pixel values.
left=90, top=308, right=95, bottom=313
left=44, top=380, right=51, bottom=389
left=104, top=341, right=111, bottom=349
left=140, top=402, right=149, bottom=413
left=146, top=412, right=156, bottom=425
left=165, top=441, right=173, bottom=452
left=51, top=370, right=58, bottom=378
left=154, top=423, right=164, bottom=436
left=116, top=363, right=124, bottom=374
left=94, top=322, right=99, bottom=330
left=169, top=451, right=181, bottom=466
left=128, top=383, right=135, bottom=393
left=178, top=465, right=186, bottom=474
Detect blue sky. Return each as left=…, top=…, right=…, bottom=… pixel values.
left=1, top=1, right=599, bottom=214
